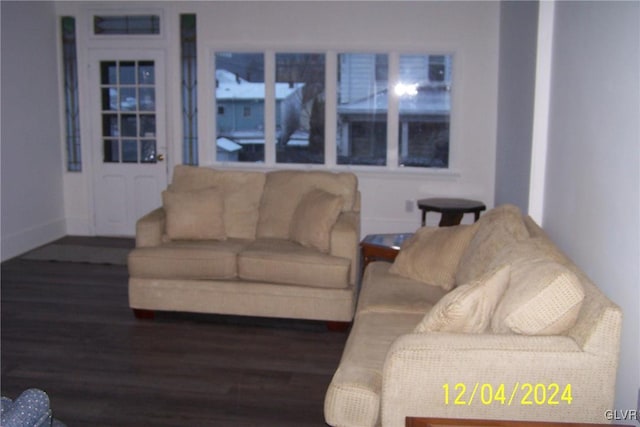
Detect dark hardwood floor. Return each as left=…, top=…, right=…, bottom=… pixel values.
left=1, top=237, right=348, bottom=426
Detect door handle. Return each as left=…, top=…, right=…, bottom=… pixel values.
left=156, top=153, right=165, bottom=162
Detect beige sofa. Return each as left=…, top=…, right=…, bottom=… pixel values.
left=324, top=205, right=621, bottom=426
left=128, top=165, right=360, bottom=322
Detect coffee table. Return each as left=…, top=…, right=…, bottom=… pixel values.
left=360, top=233, right=413, bottom=275
left=406, top=418, right=631, bottom=427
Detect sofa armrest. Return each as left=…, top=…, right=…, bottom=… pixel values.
left=330, top=211, right=360, bottom=286
left=135, top=207, right=166, bottom=248
left=381, top=333, right=616, bottom=426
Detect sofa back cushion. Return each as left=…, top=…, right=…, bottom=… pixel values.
left=389, top=224, right=477, bottom=291
left=456, top=204, right=529, bottom=284
left=162, top=188, right=226, bottom=241
left=256, top=170, right=358, bottom=239
left=170, top=165, right=266, bottom=239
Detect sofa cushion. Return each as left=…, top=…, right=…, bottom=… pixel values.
left=414, top=265, right=510, bottom=333
left=238, top=239, right=351, bottom=289
left=128, top=239, right=250, bottom=280
left=170, top=165, right=266, bottom=239
left=389, top=224, right=477, bottom=291
left=358, top=262, right=446, bottom=315
left=491, top=239, right=585, bottom=335
left=290, top=189, right=343, bottom=253
left=162, top=187, right=226, bottom=241
left=256, top=170, right=357, bottom=239
left=456, top=204, right=529, bottom=284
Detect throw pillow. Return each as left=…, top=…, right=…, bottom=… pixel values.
left=414, top=264, right=511, bottom=333
left=456, top=204, right=529, bottom=285
left=388, top=224, right=477, bottom=291
left=290, top=188, right=343, bottom=253
left=491, top=258, right=584, bottom=335
left=162, top=187, right=226, bottom=241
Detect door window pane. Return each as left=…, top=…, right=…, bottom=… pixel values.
left=102, top=114, right=118, bottom=137
left=140, top=115, right=156, bottom=137
left=122, top=139, right=138, bottom=163
left=275, top=53, right=325, bottom=164
left=337, top=53, right=388, bottom=166
left=121, top=115, right=137, bottom=137
left=215, top=52, right=265, bottom=162
left=138, top=61, right=155, bottom=84
left=119, top=62, right=136, bottom=84
left=141, top=140, right=157, bottom=163
left=139, top=88, right=155, bottom=111
left=397, top=54, right=452, bottom=168
left=103, top=140, right=119, bottom=162
left=119, top=88, right=137, bottom=111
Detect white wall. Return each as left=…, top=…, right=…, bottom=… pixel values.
left=494, top=1, right=537, bottom=211
left=0, top=1, right=66, bottom=261
left=542, top=1, right=640, bottom=412
left=195, top=1, right=501, bottom=235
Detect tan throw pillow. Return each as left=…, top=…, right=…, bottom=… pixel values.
left=491, top=258, right=584, bottom=335
left=456, top=204, right=530, bottom=285
left=388, top=224, right=477, bottom=291
left=162, top=187, right=226, bottom=241
left=414, top=265, right=511, bottom=333
left=290, top=189, right=343, bottom=253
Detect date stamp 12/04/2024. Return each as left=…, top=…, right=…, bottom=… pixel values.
left=443, top=383, right=572, bottom=406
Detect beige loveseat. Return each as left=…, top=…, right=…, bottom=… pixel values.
left=324, top=205, right=621, bottom=426
left=128, top=165, right=360, bottom=322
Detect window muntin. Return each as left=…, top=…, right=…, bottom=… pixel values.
left=337, top=53, right=388, bottom=166
left=397, top=54, right=452, bottom=168
left=275, top=53, right=326, bottom=164
left=215, top=52, right=265, bottom=163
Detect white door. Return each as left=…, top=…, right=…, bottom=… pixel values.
left=89, top=50, right=168, bottom=236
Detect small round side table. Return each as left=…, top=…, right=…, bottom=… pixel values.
left=417, top=198, right=486, bottom=227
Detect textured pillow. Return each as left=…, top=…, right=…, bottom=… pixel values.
left=456, top=204, right=529, bottom=284
left=491, top=258, right=584, bottom=335
left=257, top=170, right=357, bottom=239
left=162, top=187, right=226, bottom=240
left=414, top=265, right=511, bottom=333
left=290, top=189, right=343, bottom=253
left=388, top=224, right=477, bottom=291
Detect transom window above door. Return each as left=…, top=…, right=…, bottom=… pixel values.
left=100, top=60, right=158, bottom=164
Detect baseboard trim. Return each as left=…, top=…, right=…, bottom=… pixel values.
left=1, top=218, right=66, bottom=262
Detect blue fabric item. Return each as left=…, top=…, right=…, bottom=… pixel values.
left=0, top=388, right=66, bottom=427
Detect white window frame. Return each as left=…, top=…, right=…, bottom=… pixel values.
left=207, top=48, right=458, bottom=178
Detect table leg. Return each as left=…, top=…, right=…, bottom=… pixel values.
left=439, top=212, right=464, bottom=227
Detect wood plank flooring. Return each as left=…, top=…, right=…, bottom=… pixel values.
left=1, top=237, right=348, bottom=426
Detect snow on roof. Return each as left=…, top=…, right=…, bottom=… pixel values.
left=216, top=137, right=242, bottom=152
left=216, top=69, right=303, bottom=100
